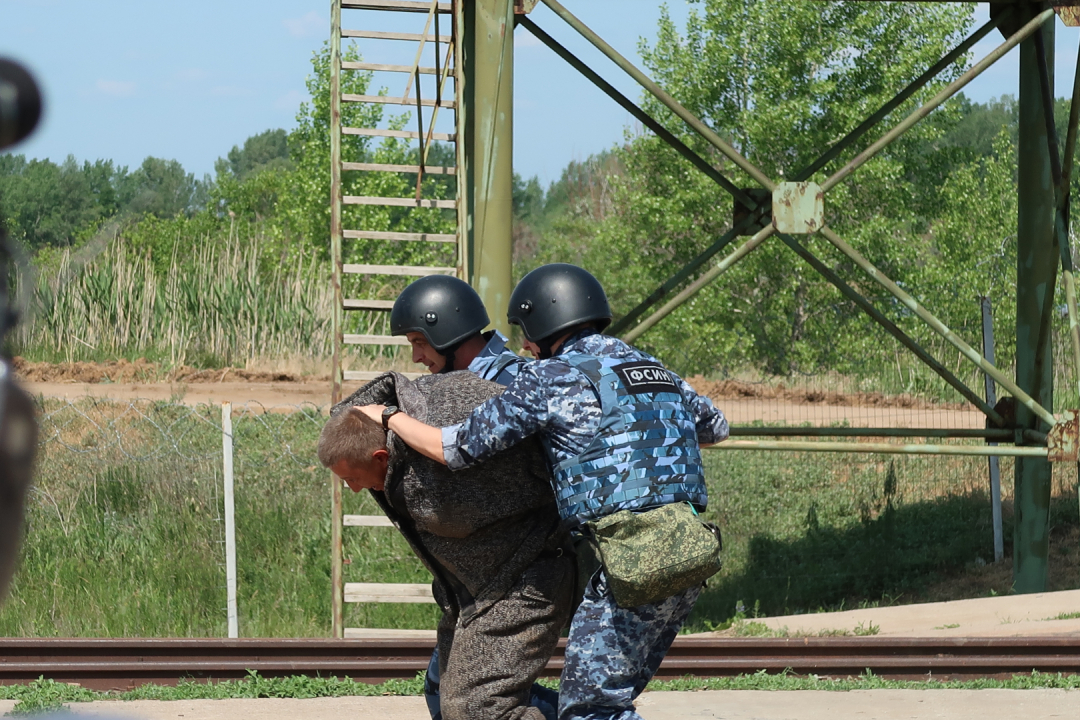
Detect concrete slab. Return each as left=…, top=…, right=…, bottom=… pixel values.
left=634, top=689, right=1080, bottom=719
left=703, top=588, right=1080, bottom=638
left=2, top=689, right=1078, bottom=720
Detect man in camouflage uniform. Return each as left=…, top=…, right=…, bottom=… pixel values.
left=360, top=264, right=728, bottom=720
left=391, top=275, right=525, bottom=385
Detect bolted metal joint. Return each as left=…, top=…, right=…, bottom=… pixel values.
left=1056, top=5, right=1080, bottom=28
left=772, top=182, right=824, bottom=235
left=1047, top=410, right=1079, bottom=462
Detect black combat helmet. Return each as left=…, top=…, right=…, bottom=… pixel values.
left=390, top=276, right=490, bottom=352
left=507, top=264, right=611, bottom=345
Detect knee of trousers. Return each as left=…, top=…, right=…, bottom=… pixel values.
left=439, top=666, right=542, bottom=720
left=440, top=692, right=547, bottom=720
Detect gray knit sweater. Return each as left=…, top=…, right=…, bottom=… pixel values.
left=333, top=371, right=565, bottom=624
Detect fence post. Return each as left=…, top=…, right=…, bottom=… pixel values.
left=980, top=297, right=1004, bottom=563
left=222, top=402, right=239, bottom=638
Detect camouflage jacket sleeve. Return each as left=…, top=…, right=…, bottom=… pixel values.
left=680, top=376, right=729, bottom=445
left=441, top=367, right=551, bottom=471
left=634, top=347, right=728, bottom=445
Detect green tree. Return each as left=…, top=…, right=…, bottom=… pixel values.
left=539, top=0, right=975, bottom=378
left=0, top=155, right=103, bottom=249
left=122, top=157, right=205, bottom=219
left=219, top=128, right=292, bottom=182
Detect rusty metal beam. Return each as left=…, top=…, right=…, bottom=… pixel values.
left=6, top=636, right=1080, bottom=689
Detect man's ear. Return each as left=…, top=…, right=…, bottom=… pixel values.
left=372, top=448, right=390, bottom=464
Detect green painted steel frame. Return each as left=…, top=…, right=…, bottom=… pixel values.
left=464, top=0, right=515, bottom=335
left=537, top=0, right=1064, bottom=431
left=1014, top=6, right=1058, bottom=593
left=527, top=1, right=1080, bottom=591
left=608, top=10, right=1007, bottom=334
left=709, top=440, right=1050, bottom=458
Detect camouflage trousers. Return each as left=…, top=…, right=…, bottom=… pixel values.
left=558, top=569, right=700, bottom=720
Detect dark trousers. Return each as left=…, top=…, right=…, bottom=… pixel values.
left=425, top=649, right=558, bottom=720
left=430, top=553, right=574, bottom=720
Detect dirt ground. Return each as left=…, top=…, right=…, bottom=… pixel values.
left=1, top=689, right=1077, bottom=719
left=15, top=360, right=986, bottom=427
left=710, top=587, right=1080, bottom=638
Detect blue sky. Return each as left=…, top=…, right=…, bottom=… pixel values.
left=0, top=1, right=1077, bottom=187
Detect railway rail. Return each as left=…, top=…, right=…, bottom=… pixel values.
left=2, top=637, right=1080, bottom=690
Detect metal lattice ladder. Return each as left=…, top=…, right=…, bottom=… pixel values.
left=329, top=0, right=463, bottom=639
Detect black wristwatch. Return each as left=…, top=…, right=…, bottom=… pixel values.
left=381, top=405, right=402, bottom=430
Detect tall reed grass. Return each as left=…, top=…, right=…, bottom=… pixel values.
left=13, top=240, right=334, bottom=368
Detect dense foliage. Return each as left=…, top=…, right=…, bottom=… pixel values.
left=514, top=1, right=1075, bottom=401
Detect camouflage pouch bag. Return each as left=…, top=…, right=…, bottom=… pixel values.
left=588, top=503, right=722, bottom=609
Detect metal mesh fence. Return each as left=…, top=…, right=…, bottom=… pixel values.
left=7, top=375, right=1078, bottom=636
left=3, top=396, right=435, bottom=638
left=679, top=287, right=1080, bottom=621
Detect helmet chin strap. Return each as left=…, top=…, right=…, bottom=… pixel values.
left=536, top=324, right=592, bottom=360
left=438, top=339, right=467, bottom=373
left=536, top=337, right=555, bottom=360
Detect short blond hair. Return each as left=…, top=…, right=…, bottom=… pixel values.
left=318, top=407, right=386, bottom=468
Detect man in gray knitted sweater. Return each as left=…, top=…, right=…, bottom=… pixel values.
left=321, top=371, right=574, bottom=720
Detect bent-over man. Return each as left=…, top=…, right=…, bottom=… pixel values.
left=321, top=371, right=573, bottom=720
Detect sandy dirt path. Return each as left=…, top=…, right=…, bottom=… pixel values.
left=24, top=380, right=986, bottom=428
left=24, top=381, right=333, bottom=409
left=1, top=689, right=1076, bottom=719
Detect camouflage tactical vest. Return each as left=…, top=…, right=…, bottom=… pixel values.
left=549, top=351, right=708, bottom=526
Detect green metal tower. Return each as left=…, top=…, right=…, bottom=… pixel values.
left=327, top=0, right=1080, bottom=636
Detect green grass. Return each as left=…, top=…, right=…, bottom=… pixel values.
left=0, top=398, right=439, bottom=637
left=688, top=447, right=1079, bottom=629
left=724, top=619, right=879, bottom=638
left=4, top=398, right=1078, bottom=638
